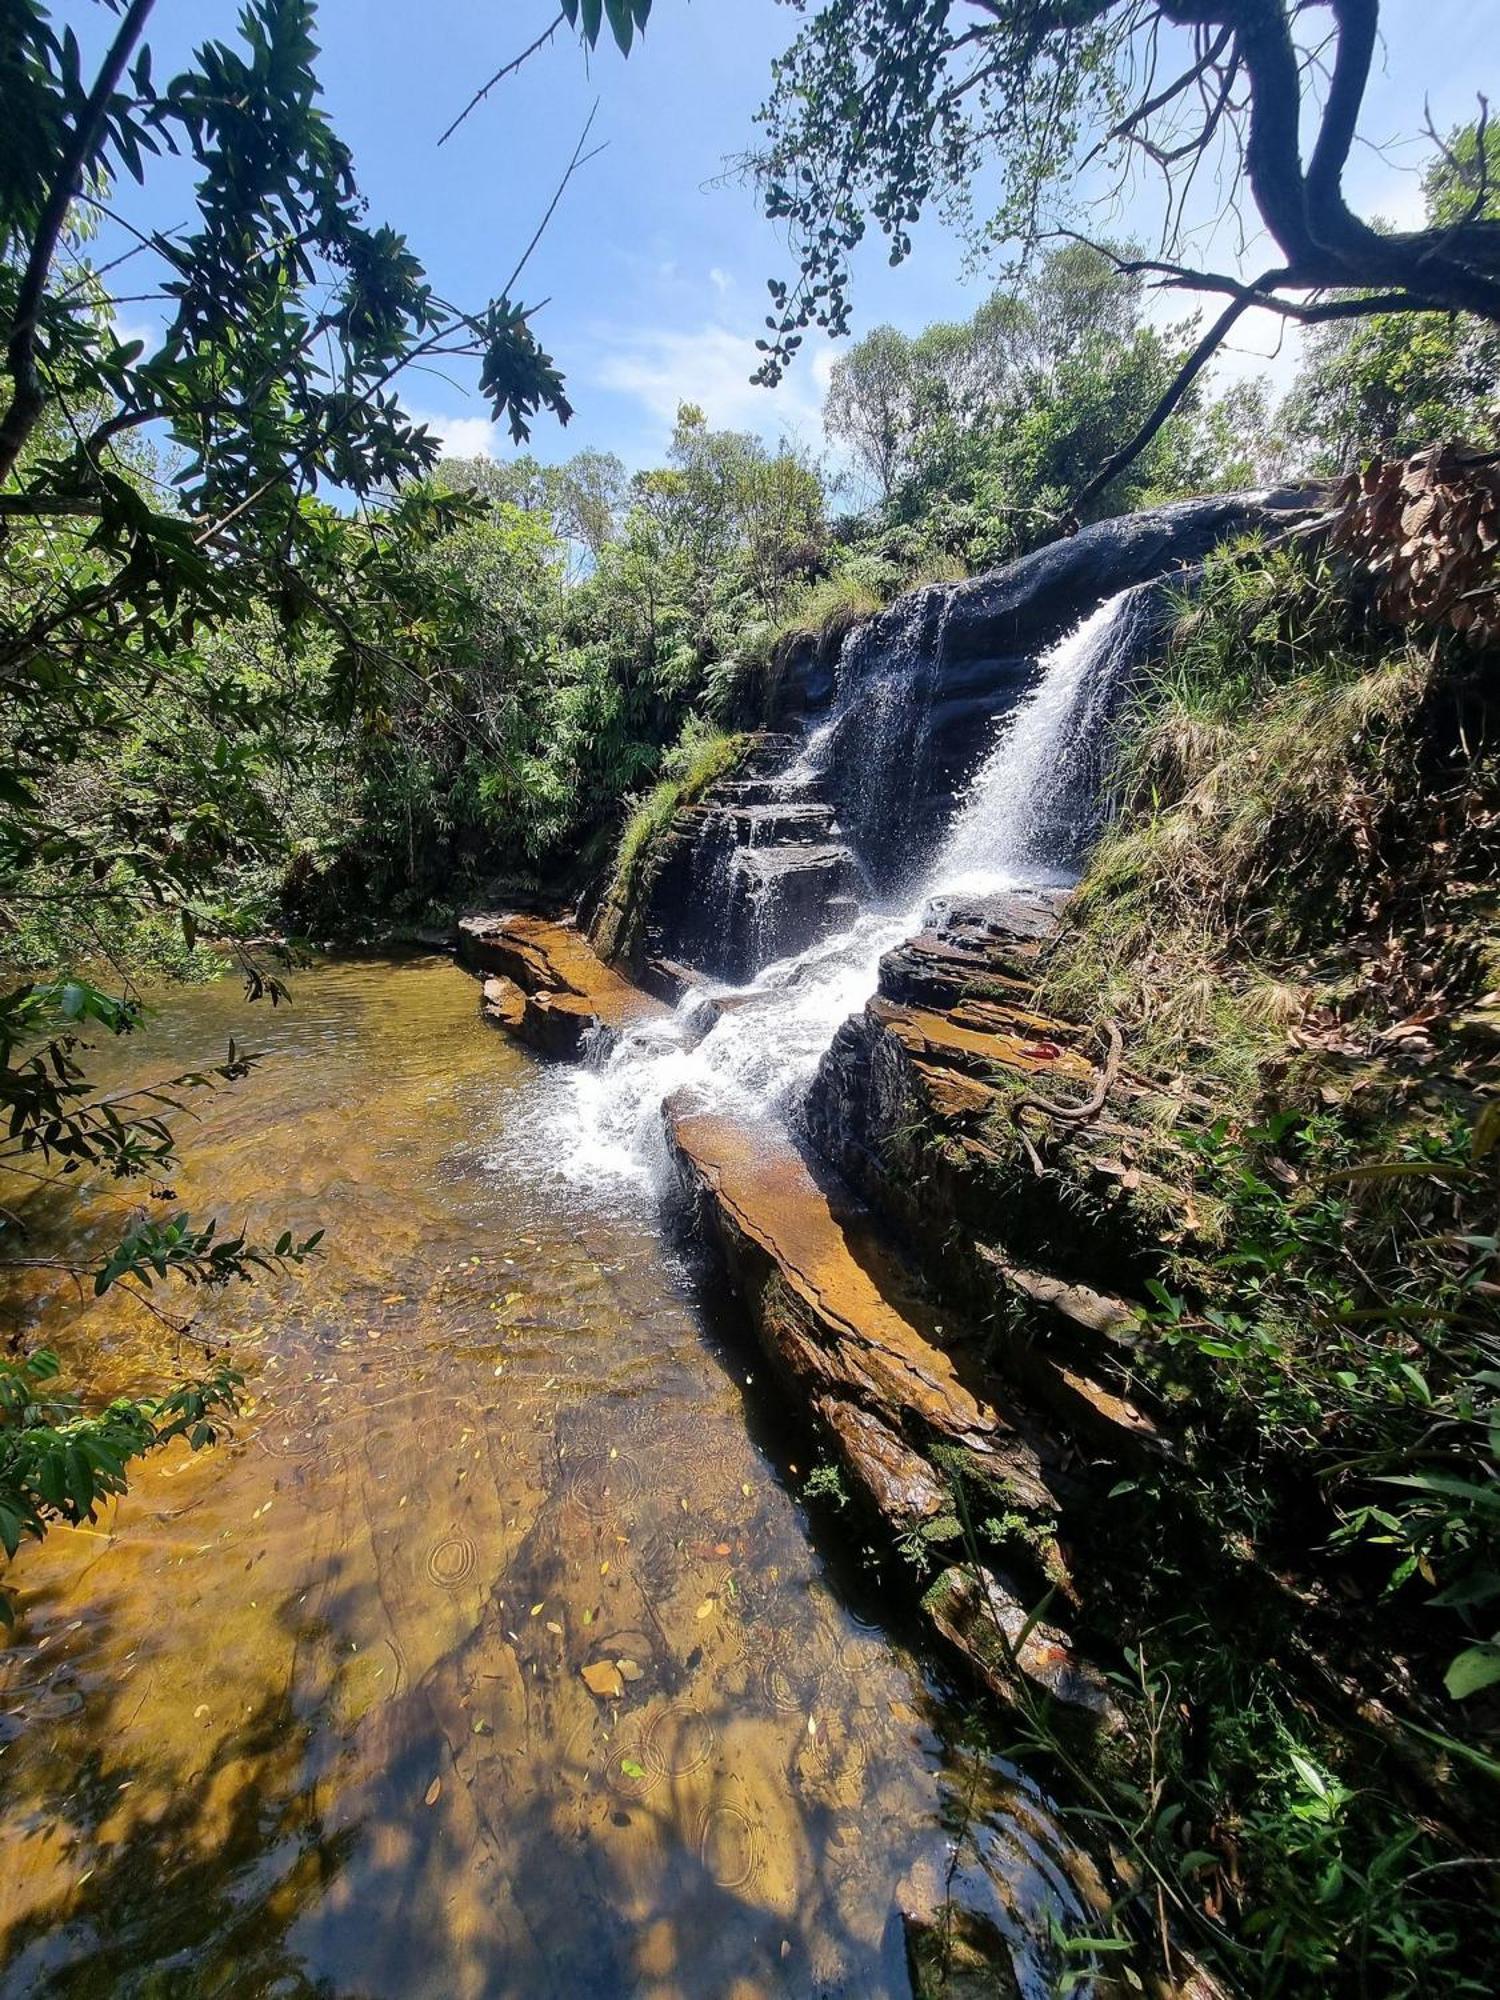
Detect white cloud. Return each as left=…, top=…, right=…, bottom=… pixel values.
left=709, top=266, right=733, bottom=297
left=406, top=410, right=501, bottom=459
left=590, top=322, right=831, bottom=446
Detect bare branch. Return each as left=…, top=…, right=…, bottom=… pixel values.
left=438, top=10, right=567, bottom=147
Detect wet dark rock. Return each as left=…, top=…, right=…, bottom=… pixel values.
left=813, top=491, right=1318, bottom=891
left=806, top=894, right=1200, bottom=1303
left=604, top=735, right=866, bottom=984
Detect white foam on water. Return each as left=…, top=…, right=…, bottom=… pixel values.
left=488, top=588, right=1140, bottom=1201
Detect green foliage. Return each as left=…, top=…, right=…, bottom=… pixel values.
left=1, top=0, right=583, bottom=1597
left=801, top=1460, right=851, bottom=1511
left=0, top=1347, right=242, bottom=1623
left=1018, top=528, right=1500, bottom=1992
left=1280, top=125, right=1500, bottom=471
left=1044, top=539, right=1458, bottom=1086
left=748, top=0, right=1500, bottom=515
left=591, top=720, right=750, bottom=961
left=824, top=246, right=1261, bottom=569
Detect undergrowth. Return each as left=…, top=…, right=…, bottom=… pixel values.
left=981, top=537, right=1500, bottom=1996
left=1044, top=539, right=1495, bottom=1106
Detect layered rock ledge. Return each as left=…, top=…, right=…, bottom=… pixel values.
left=456, top=911, right=669, bottom=1059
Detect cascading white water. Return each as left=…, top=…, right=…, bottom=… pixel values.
left=489, top=588, right=1140, bottom=1199
left=932, top=588, right=1146, bottom=895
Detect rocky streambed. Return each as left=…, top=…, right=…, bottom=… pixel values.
left=457, top=900, right=1160, bottom=1748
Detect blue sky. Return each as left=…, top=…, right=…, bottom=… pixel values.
left=103, top=0, right=1500, bottom=473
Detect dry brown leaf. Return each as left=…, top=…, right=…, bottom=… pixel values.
left=424, top=1776, right=442, bottom=1807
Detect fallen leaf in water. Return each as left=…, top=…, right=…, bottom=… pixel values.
left=807, top=1715, right=817, bottom=1737
left=781, top=1941, right=792, bottom=1961
left=620, top=1758, right=646, bottom=1779
left=582, top=1661, right=625, bottom=1699
left=741, top=1483, right=752, bottom=1497
left=193, top=1703, right=209, bottom=1720
left=529, top=1603, right=544, bottom=1617
left=472, top=1718, right=492, bottom=1736
left=616, top=1658, right=644, bottom=1682
left=581, top=1608, right=595, bottom=1626
left=695, top=1598, right=716, bottom=1621
left=545, top=1621, right=563, bottom=1636
left=424, top=1777, right=442, bottom=1807
left=381, top=1294, right=405, bottom=1305
left=714, top=1542, right=731, bottom=1557
left=599, top=1561, right=609, bottom=1576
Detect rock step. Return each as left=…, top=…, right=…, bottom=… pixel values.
left=713, top=776, right=827, bottom=807
left=458, top=912, right=668, bottom=1058
left=665, top=1100, right=1116, bottom=1727
left=717, top=802, right=840, bottom=844
left=733, top=841, right=857, bottom=884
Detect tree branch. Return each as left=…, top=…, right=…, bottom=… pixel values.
left=1305, top=0, right=1379, bottom=242
left=1065, top=285, right=1256, bottom=519
left=0, top=0, right=157, bottom=485
left=438, top=10, right=566, bottom=147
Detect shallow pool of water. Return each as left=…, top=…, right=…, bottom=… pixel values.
left=0, top=955, right=1096, bottom=1998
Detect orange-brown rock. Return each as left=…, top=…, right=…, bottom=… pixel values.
left=459, top=912, right=668, bottom=1057
left=667, top=1103, right=1001, bottom=1460
left=807, top=894, right=1197, bottom=1302
left=664, top=1100, right=1116, bottom=1726
left=923, top=1563, right=1122, bottom=1734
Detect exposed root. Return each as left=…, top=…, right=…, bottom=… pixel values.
left=1010, top=1019, right=1124, bottom=1176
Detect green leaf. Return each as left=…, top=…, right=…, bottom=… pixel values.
left=604, top=0, right=634, bottom=54
left=1444, top=1645, right=1500, bottom=1701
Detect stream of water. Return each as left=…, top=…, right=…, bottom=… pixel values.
left=0, top=956, right=1097, bottom=1999
left=508, top=588, right=1143, bottom=1198
left=0, top=589, right=1144, bottom=1996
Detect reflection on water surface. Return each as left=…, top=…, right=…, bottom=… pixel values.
left=0, top=956, right=1093, bottom=1998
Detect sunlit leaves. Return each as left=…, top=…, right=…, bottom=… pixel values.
left=0, top=1351, right=242, bottom=1621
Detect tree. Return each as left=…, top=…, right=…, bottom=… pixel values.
left=434, top=448, right=627, bottom=563
left=1280, top=125, right=1500, bottom=470
left=826, top=245, right=1242, bottom=562
left=824, top=325, right=925, bottom=504
left=1, top=0, right=580, bottom=1581
left=632, top=403, right=826, bottom=620
left=748, top=1, right=1500, bottom=513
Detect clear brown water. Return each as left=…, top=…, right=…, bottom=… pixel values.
left=0, top=955, right=1097, bottom=1998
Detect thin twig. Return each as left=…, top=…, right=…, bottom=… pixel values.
left=438, top=10, right=567, bottom=147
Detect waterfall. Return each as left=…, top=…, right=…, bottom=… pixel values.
left=928, top=586, right=1150, bottom=897
left=492, top=589, right=1143, bottom=1198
